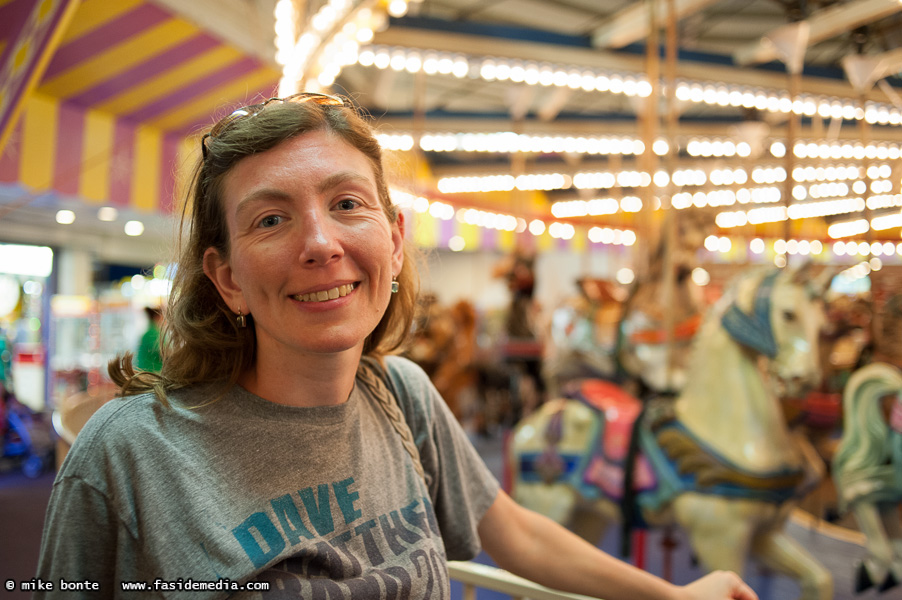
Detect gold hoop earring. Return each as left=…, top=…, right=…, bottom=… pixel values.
left=236, top=310, right=247, bottom=328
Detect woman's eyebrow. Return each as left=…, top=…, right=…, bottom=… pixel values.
left=317, top=171, right=374, bottom=194
left=234, top=190, right=290, bottom=219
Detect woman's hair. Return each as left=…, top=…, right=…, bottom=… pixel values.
left=109, top=95, right=420, bottom=402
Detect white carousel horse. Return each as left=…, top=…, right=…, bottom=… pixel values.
left=510, top=267, right=834, bottom=600
left=832, top=362, right=902, bottom=593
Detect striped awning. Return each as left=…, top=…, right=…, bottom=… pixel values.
left=0, top=0, right=281, bottom=216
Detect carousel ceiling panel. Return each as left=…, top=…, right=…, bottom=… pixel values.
left=33, top=0, right=280, bottom=134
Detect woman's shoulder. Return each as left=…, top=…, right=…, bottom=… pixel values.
left=383, top=355, right=437, bottom=418
left=55, top=392, right=162, bottom=481
left=60, top=386, right=211, bottom=475
left=384, top=354, right=429, bottom=380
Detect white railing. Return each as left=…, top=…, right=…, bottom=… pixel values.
left=448, top=561, right=602, bottom=600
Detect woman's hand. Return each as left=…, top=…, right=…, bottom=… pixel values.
left=680, top=571, right=759, bottom=600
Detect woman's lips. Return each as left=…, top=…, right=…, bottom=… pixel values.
left=292, top=282, right=356, bottom=303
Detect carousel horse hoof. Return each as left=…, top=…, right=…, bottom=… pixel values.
left=855, top=561, right=874, bottom=593
left=877, top=570, right=899, bottom=593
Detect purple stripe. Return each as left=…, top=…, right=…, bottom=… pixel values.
left=158, top=133, right=180, bottom=214
left=439, top=218, right=454, bottom=246
left=481, top=227, right=498, bottom=251
left=122, top=56, right=261, bottom=123
left=0, top=0, right=32, bottom=41
left=52, top=101, right=86, bottom=195
left=108, top=120, right=136, bottom=206
left=67, top=34, right=221, bottom=108
left=43, top=3, right=171, bottom=80
left=0, top=121, right=22, bottom=183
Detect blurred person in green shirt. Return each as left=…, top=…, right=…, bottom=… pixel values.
left=135, top=306, right=163, bottom=372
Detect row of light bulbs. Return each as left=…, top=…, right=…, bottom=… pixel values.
left=377, top=130, right=902, bottom=163
left=702, top=236, right=902, bottom=260
left=356, top=46, right=902, bottom=125
left=434, top=163, right=894, bottom=195
left=391, top=186, right=902, bottom=261
left=392, top=189, right=902, bottom=261
left=389, top=189, right=637, bottom=246
left=715, top=193, right=902, bottom=233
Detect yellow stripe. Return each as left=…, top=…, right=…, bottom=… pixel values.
left=19, top=95, right=59, bottom=191
left=571, top=228, right=587, bottom=253
left=39, top=19, right=199, bottom=98
left=94, top=45, right=244, bottom=116
left=498, top=229, right=515, bottom=252
left=79, top=108, right=114, bottom=203
left=60, top=0, right=145, bottom=43
left=0, top=0, right=17, bottom=7
left=537, top=230, right=553, bottom=252
left=460, top=222, right=480, bottom=250
left=132, top=125, right=161, bottom=212
left=413, top=212, right=437, bottom=249
left=146, top=67, right=279, bottom=131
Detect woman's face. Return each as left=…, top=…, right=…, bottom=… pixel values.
left=204, top=129, right=404, bottom=361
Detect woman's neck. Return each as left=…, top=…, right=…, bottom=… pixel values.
left=239, top=346, right=363, bottom=407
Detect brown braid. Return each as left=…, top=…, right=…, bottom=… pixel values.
left=356, top=358, right=427, bottom=483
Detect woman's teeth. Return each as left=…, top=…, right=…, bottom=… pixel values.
left=294, top=283, right=356, bottom=303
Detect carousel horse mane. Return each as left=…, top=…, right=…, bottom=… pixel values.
left=832, top=362, right=902, bottom=511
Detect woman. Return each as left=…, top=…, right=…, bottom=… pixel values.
left=36, top=93, right=756, bottom=600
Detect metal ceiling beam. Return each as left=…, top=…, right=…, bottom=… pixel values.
left=150, top=0, right=279, bottom=67
left=872, top=47, right=902, bottom=83
left=372, top=26, right=898, bottom=105
left=592, top=0, right=721, bottom=49
left=733, top=0, right=902, bottom=66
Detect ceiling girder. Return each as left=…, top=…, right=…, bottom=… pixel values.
left=733, top=0, right=902, bottom=66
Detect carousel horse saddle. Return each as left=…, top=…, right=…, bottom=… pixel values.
left=519, top=379, right=807, bottom=510
left=636, top=401, right=809, bottom=512
left=562, top=379, right=656, bottom=501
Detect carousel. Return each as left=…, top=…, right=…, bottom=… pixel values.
left=3, top=0, right=902, bottom=598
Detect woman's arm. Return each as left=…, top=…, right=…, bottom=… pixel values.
left=478, top=490, right=758, bottom=600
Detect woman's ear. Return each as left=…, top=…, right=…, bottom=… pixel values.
left=390, top=212, right=405, bottom=276
left=203, top=247, right=244, bottom=312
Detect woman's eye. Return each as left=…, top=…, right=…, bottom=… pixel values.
left=335, top=198, right=359, bottom=211
left=259, top=215, right=283, bottom=228
left=783, top=310, right=797, bottom=322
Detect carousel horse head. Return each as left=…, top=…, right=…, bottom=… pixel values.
left=719, top=264, right=829, bottom=398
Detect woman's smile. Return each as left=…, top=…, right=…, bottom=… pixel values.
left=292, top=282, right=357, bottom=303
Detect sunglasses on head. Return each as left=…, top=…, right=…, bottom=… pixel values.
left=201, top=92, right=345, bottom=160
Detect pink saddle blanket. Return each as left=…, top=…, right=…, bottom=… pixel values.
left=569, top=379, right=656, bottom=499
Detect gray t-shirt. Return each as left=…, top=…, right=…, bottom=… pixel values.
left=35, top=356, right=499, bottom=599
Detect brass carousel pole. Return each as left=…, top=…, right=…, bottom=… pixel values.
left=661, top=0, right=678, bottom=401
left=659, top=0, right=682, bottom=581
left=785, top=69, right=800, bottom=250
left=639, top=0, right=660, bottom=283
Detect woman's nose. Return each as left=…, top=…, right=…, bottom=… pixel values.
left=300, top=213, right=343, bottom=265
